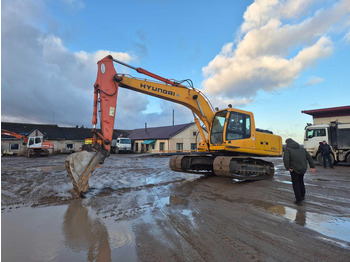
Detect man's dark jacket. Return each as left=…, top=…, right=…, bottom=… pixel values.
left=283, top=138, right=315, bottom=175
left=318, top=142, right=332, bottom=155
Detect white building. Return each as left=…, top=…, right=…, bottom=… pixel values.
left=128, top=123, right=207, bottom=153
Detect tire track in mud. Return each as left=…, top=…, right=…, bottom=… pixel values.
left=137, top=182, right=260, bottom=262
left=185, top=185, right=349, bottom=262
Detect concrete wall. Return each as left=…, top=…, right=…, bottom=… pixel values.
left=1, top=139, right=84, bottom=155
left=1, top=139, right=27, bottom=155
left=51, top=140, right=84, bottom=154
left=313, top=116, right=350, bottom=125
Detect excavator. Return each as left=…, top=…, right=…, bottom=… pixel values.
left=66, top=55, right=282, bottom=195
left=1, top=129, right=54, bottom=157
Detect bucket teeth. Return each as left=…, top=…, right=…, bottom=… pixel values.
left=65, top=151, right=105, bottom=195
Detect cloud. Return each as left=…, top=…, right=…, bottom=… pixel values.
left=1, top=0, right=195, bottom=129
left=1, top=0, right=151, bottom=128
left=304, top=76, right=324, bottom=86
left=202, top=0, right=350, bottom=101
left=61, top=0, right=85, bottom=10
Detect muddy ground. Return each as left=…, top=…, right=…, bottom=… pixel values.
left=1, top=154, right=350, bottom=261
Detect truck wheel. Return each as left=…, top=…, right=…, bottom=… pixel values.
left=317, top=154, right=323, bottom=165
left=347, top=154, right=350, bottom=165
left=317, top=153, right=335, bottom=166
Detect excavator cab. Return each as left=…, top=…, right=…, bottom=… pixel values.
left=27, top=136, right=43, bottom=148
left=210, top=109, right=251, bottom=144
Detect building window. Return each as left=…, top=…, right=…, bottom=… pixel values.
left=152, top=143, right=155, bottom=150
left=193, top=131, right=197, bottom=136
left=66, top=144, right=74, bottom=150
left=191, top=143, right=197, bottom=151
left=176, top=143, right=183, bottom=151
left=159, top=142, right=165, bottom=151
left=10, top=144, right=19, bottom=150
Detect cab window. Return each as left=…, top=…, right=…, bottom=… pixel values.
left=29, top=138, right=34, bottom=146
left=119, top=138, right=130, bottom=144
left=306, top=129, right=326, bottom=138
left=226, top=112, right=251, bottom=140
left=210, top=111, right=227, bottom=144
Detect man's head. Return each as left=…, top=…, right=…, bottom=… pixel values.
left=285, top=138, right=299, bottom=147
left=322, top=140, right=327, bottom=145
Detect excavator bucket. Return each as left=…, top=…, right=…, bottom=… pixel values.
left=65, top=151, right=105, bottom=195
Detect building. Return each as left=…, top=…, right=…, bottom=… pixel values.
left=301, top=105, right=350, bottom=124
left=1, top=122, right=130, bottom=155
left=128, top=123, right=207, bottom=153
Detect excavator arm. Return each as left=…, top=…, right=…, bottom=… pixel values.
left=93, top=55, right=215, bottom=150
left=1, top=129, right=28, bottom=144
left=66, top=55, right=216, bottom=194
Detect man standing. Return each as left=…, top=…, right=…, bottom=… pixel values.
left=283, top=138, right=316, bottom=204
left=318, top=140, right=334, bottom=168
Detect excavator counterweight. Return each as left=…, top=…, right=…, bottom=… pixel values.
left=65, top=55, right=282, bottom=195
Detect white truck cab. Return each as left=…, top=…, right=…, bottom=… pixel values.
left=304, top=125, right=329, bottom=157
left=304, top=123, right=350, bottom=165
left=112, top=137, right=131, bottom=153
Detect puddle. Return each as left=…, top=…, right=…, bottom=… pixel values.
left=155, top=195, right=189, bottom=208
left=152, top=195, right=196, bottom=226
left=169, top=195, right=189, bottom=205
left=279, top=180, right=292, bottom=185
left=1, top=200, right=137, bottom=261
left=246, top=200, right=350, bottom=245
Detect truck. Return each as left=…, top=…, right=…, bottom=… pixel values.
left=111, top=137, right=132, bottom=153
left=303, top=122, right=350, bottom=165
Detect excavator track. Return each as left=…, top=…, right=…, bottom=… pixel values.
left=169, top=155, right=214, bottom=174
left=213, top=156, right=274, bottom=180
left=169, top=154, right=274, bottom=180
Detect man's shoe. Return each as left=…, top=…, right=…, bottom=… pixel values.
left=301, top=196, right=305, bottom=201
left=294, top=200, right=302, bottom=205
left=330, top=166, right=334, bottom=169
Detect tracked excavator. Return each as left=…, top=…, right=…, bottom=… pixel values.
left=66, top=55, right=282, bottom=195
left=2, top=129, right=54, bottom=157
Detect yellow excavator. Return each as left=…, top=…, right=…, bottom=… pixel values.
left=66, top=55, right=282, bottom=195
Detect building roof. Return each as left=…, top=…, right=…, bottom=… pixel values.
left=1, top=122, right=131, bottom=141
left=301, top=106, right=350, bottom=118
left=127, top=123, right=195, bottom=140
left=1, top=122, right=65, bottom=139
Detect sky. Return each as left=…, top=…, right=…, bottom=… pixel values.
left=2, top=0, right=350, bottom=143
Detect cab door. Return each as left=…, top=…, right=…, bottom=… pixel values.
left=210, top=110, right=228, bottom=145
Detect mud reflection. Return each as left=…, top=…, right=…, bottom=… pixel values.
left=247, top=199, right=350, bottom=243
left=62, top=200, right=111, bottom=262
